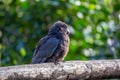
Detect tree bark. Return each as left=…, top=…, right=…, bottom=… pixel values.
left=0, top=60, right=120, bottom=80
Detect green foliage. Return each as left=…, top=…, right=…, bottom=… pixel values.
left=0, top=0, right=120, bottom=66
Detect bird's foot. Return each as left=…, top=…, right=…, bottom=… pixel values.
left=54, top=61, right=60, bottom=65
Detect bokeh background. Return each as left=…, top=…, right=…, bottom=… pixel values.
left=0, top=0, right=120, bottom=66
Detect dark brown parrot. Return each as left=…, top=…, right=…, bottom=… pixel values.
left=31, top=21, right=70, bottom=64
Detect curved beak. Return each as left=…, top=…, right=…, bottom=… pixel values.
left=67, top=28, right=70, bottom=35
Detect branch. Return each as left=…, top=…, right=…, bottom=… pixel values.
left=0, top=60, right=120, bottom=80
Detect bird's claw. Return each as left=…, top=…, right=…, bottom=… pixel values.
left=54, top=61, right=59, bottom=65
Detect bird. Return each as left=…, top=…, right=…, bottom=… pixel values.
left=31, top=21, right=70, bottom=64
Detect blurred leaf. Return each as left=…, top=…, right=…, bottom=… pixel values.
left=2, top=0, right=12, bottom=5
left=114, top=2, right=120, bottom=11
left=0, top=44, right=2, bottom=50
left=20, top=48, right=26, bottom=56
left=21, top=1, right=29, bottom=10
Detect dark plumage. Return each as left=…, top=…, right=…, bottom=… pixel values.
left=31, top=21, right=70, bottom=64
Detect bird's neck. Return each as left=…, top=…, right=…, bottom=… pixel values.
left=48, top=32, right=67, bottom=40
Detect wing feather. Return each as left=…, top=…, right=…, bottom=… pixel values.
left=31, top=37, right=59, bottom=63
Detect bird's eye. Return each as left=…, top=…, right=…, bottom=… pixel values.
left=63, top=24, right=67, bottom=29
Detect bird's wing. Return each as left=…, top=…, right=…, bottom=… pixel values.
left=31, top=37, right=59, bottom=63
left=32, top=36, right=48, bottom=57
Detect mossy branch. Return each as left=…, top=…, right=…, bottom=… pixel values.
left=0, top=60, right=120, bottom=80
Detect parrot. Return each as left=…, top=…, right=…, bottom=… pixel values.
left=31, top=21, right=70, bottom=64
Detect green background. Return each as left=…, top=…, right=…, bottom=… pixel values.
left=0, top=0, right=120, bottom=66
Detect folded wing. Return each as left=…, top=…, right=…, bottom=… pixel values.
left=31, top=37, right=59, bottom=63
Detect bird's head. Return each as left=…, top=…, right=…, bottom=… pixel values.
left=49, top=21, right=70, bottom=36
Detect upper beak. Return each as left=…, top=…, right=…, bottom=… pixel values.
left=67, top=28, right=70, bottom=35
